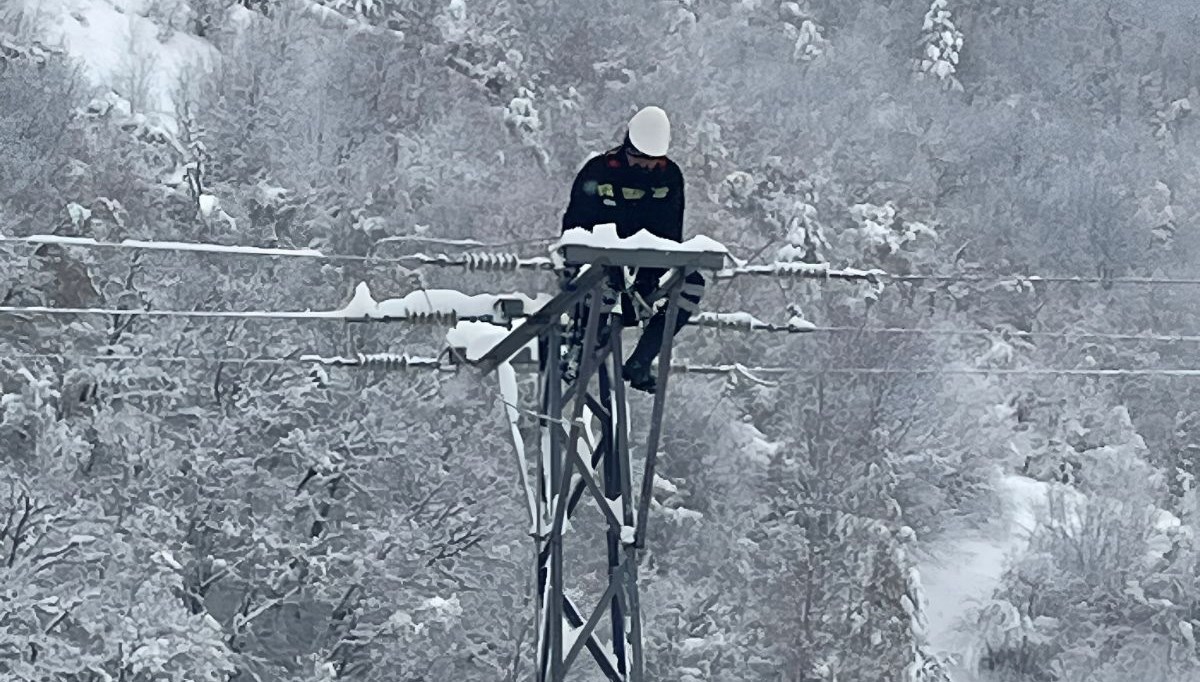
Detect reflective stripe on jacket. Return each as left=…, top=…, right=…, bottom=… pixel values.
left=561, top=147, right=685, bottom=242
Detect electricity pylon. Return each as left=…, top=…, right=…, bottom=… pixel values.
left=478, top=243, right=724, bottom=681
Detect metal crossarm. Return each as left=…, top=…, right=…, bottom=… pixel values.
left=558, top=243, right=726, bottom=271
left=482, top=244, right=698, bottom=682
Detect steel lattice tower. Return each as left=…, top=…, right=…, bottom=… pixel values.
left=477, top=243, right=724, bottom=681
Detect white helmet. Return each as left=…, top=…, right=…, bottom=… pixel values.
left=627, top=106, right=671, bottom=157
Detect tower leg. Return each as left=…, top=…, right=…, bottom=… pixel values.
left=609, top=315, right=644, bottom=682
left=599, top=353, right=627, bottom=674
left=634, top=279, right=683, bottom=548
left=538, top=321, right=563, bottom=682
left=542, top=287, right=604, bottom=682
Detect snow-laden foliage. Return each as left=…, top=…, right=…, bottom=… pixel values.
left=916, top=0, right=963, bottom=90
left=845, top=201, right=937, bottom=259
left=6, top=0, right=1200, bottom=679
left=791, top=19, right=829, bottom=62
left=974, top=407, right=1193, bottom=682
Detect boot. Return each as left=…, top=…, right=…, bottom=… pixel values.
left=623, top=308, right=693, bottom=394
left=623, top=356, right=658, bottom=393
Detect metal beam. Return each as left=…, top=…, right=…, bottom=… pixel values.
left=634, top=279, right=683, bottom=549
left=544, top=321, right=564, bottom=682
left=563, top=579, right=623, bottom=672
left=546, top=290, right=605, bottom=681
left=562, top=596, right=624, bottom=681
left=477, top=265, right=609, bottom=373
left=560, top=244, right=726, bottom=271
left=606, top=322, right=632, bottom=675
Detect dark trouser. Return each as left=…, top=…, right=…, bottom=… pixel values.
left=626, top=270, right=705, bottom=367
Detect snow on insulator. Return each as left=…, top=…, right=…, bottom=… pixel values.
left=339, top=282, right=551, bottom=323
left=298, top=353, right=444, bottom=370
left=716, top=262, right=884, bottom=282
left=356, top=353, right=436, bottom=370
left=411, top=252, right=553, bottom=271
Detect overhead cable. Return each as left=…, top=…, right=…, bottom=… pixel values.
left=0, top=304, right=514, bottom=325
left=690, top=317, right=1200, bottom=344
left=670, top=363, right=1200, bottom=378
left=7, top=303, right=1200, bottom=346
left=0, top=235, right=553, bottom=272
left=6, top=351, right=445, bottom=369
left=5, top=234, right=1199, bottom=287
left=9, top=351, right=1200, bottom=379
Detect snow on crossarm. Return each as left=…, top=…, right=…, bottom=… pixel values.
left=338, top=282, right=551, bottom=322
left=557, top=223, right=728, bottom=256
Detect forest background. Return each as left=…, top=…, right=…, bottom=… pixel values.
left=3, top=0, right=1200, bottom=680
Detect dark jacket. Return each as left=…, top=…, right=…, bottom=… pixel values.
left=561, top=146, right=685, bottom=242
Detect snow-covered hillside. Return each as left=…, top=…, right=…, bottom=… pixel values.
left=6, top=1, right=1200, bottom=679
left=23, top=0, right=217, bottom=128
left=919, top=475, right=1051, bottom=680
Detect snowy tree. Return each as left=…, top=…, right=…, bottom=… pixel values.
left=915, top=0, right=964, bottom=91
left=8, top=0, right=1200, bottom=679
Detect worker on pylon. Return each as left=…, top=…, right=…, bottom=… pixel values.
left=561, top=106, right=706, bottom=393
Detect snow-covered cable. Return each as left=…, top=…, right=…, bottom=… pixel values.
left=672, top=364, right=1200, bottom=378
left=2, top=234, right=352, bottom=261
left=716, top=263, right=1200, bottom=287
left=0, top=304, right=511, bottom=325
left=13, top=352, right=1200, bottom=379
left=9, top=303, right=1200, bottom=345
left=886, top=273, right=1200, bottom=286
left=9, top=234, right=1200, bottom=287
left=715, top=262, right=883, bottom=282
left=6, top=352, right=299, bottom=366
left=0, top=305, right=347, bottom=321
left=691, top=312, right=815, bottom=333
left=373, top=235, right=559, bottom=249
left=829, top=326, right=1200, bottom=344
left=692, top=320, right=1200, bottom=344
left=0, top=235, right=551, bottom=272
left=7, top=351, right=443, bottom=370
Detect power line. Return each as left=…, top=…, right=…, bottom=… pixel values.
left=6, top=351, right=446, bottom=369
left=0, top=235, right=555, bottom=272
left=6, top=303, right=1200, bottom=345
left=6, top=234, right=1200, bottom=287
left=691, top=317, right=1200, bottom=344
left=0, top=305, right=346, bottom=321
left=826, top=326, right=1200, bottom=344
left=716, top=262, right=1200, bottom=287
left=0, top=304, right=515, bottom=325
left=8, top=351, right=298, bottom=367
left=8, top=350, right=1200, bottom=379
left=671, top=363, right=1200, bottom=378
left=888, top=273, right=1200, bottom=286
